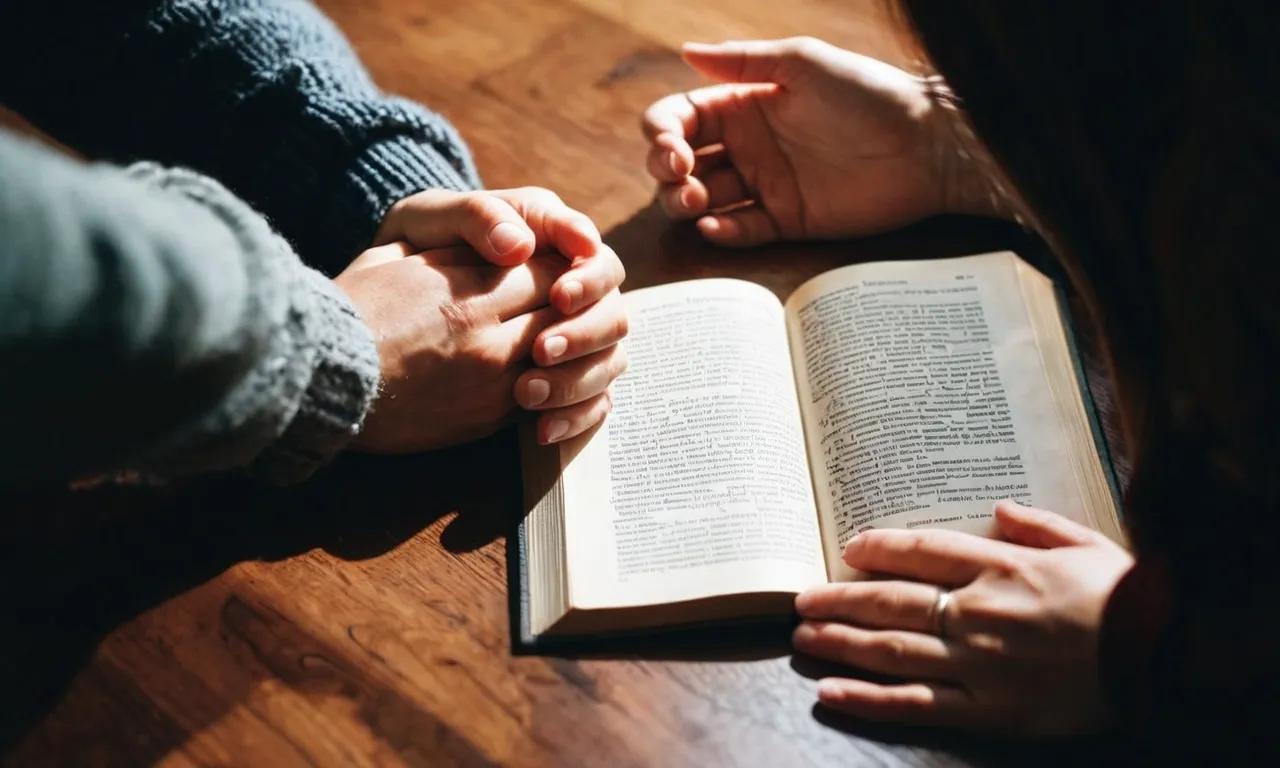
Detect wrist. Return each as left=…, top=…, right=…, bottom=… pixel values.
left=250, top=270, right=382, bottom=482
left=917, top=76, right=1022, bottom=222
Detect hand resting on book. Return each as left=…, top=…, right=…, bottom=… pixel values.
left=793, top=500, right=1133, bottom=736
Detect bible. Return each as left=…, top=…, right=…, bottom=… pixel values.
left=516, top=251, right=1124, bottom=643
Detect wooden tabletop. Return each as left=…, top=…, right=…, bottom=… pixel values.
left=0, top=1, right=1129, bottom=765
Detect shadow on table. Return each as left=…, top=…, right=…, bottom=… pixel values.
left=606, top=200, right=1037, bottom=299
left=0, top=204, right=1092, bottom=762
left=789, top=654, right=1133, bottom=767
left=508, top=615, right=799, bottom=662
left=0, top=429, right=521, bottom=752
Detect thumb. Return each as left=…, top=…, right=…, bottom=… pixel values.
left=682, top=37, right=824, bottom=85
left=995, top=500, right=1101, bottom=549
left=383, top=190, right=537, bottom=267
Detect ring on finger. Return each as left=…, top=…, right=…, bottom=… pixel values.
left=930, top=588, right=955, bottom=640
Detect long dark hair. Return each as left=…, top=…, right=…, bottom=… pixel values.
left=890, top=2, right=1280, bottom=580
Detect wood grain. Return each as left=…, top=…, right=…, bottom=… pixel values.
left=0, top=1, right=1126, bottom=765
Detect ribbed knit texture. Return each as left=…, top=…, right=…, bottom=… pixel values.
left=0, top=0, right=481, bottom=275
left=0, top=0, right=492, bottom=487
left=0, top=130, right=381, bottom=487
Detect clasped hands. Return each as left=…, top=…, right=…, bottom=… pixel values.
left=335, top=186, right=627, bottom=452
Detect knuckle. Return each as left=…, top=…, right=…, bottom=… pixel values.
left=896, top=690, right=937, bottom=716
left=954, top=591, right=994, bottom=625
left=461, top=192, right=495, bottom=222
left=611, top=312, right=631, bottom=342
left=518, top=186, right=562, bottom=206
left=955, top=589, right=1027, bottom=642
left=870, top=589, right=904, bottom=620
left=857, top=530, right=889, bottom=549
left=903, top=531, right=937, bottom=559
left=787, top=36, right=823, bottom=59
left=610, top=349, right=631, bottom=380
left=598, top=242, right=622, bottom=266
left=438, top=299, right=481, bottom=335
left=870, top=528, right=902, bottom=547
left=989, top=554, right=1030, bottom=582
left=874, top=634, right=910, bottom=664
left=568, top=209, right=597, bottom=230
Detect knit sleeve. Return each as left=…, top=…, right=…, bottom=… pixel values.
left=0, top=0, right=481, bottom=276
left=0, top=129, right=380, bottom=489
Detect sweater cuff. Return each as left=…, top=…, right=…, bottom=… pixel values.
left=1098, top=556, right=1176, bottom=732
left=250, top=269, right=381, bottom=484
left=313, top=135, right=481, bottom=276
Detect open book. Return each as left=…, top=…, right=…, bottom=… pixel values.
left=517, top=251, right=1124, bottom=643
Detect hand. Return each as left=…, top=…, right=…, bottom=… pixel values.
left=792, top=501, right=1134, bottom=737
left=374, top=186, right=629, bottom=444
left=334, top=242, right=628, bottom=453
left=642, top=38, right=998, bottom=247
left=375, top=187, right=621, bottom=316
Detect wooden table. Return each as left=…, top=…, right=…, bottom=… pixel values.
left=0, top=1, right=1129, bottom=765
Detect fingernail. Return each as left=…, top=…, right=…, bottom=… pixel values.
left=841, top=536, right=865, bottom=566
left=561, top=281, right=584, bottom=312
left=794, top=592, right=814, bottom=614
left=817, top=679, right=842, bottom=700
left=488, top=222, right=526, bottom=256
left=679, top=186, right=695, bottom=210
left=543, top=335, right=568, bottom=360
left=668, top=151, right=681, bottom=176
left=523, top=378, right=551, bottom=407
left=697, top=216, right=731, bottom=239
left=544, top=419, right=570, bottom=443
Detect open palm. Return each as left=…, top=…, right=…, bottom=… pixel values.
left=643, top=38, right=954, bottom=247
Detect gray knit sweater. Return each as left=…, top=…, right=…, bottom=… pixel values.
left=0, top=0, right=483, bottom=488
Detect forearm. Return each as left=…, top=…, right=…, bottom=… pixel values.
left=0, top=0, right=480, bottom=275
left=0, top=130, right=379, bottom=488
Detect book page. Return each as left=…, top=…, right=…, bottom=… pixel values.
left=557, top=279, right=828, bottom=611
left=784, top=252, right=1117, bottom=580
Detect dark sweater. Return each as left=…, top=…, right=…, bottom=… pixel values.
left=0, top=0, right=481, bottom=487
left=0, top=0, right=481, bottom=275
